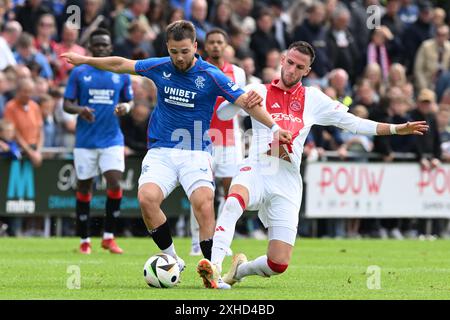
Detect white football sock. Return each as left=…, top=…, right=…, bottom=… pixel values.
left=211, top=196, right=244, bottom=272
left=190, top=206, right=200, bottom=247
left=103, top=232, right=114, bottom=240
left=162, top=243, right=177, bottom=259
left=236, top=255, right=276, bottom=279
left=80, top=237, right=91, bottom=244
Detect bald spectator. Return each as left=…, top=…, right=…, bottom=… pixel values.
left=190, top=0, right=212, bottom=43
left=14, top=32, right=53, bottom=80
left=328, top=68, right=353, bottom=107
left=432, top=7, right=446, bottom=31
left=414, top=25, right=450, bottom=91
left=55, top=23, right=87, bottom=85
left=0, top=21, right=22, bottom=71
left=3, top=78, right=43, bottom=167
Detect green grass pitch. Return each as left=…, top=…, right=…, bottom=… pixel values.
left=0, top=237, right=449, bottom=299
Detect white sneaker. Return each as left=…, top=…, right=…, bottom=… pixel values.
left=177, top=256, right=186, bottom=272
left=189, top=244, right=202, bottom=256
left=223, top=253, right=247, bottom=286
left=217, top=277, right=231, bottom=289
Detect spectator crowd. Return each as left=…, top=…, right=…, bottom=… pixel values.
left=0, top=0, right=449, bottom=239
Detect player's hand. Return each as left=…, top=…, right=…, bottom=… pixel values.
left=115, top=103, right=131, bottom=116
left=79, top=107, right=95, bottom=122
left=275, top=128, right=292, bottom=144
left=395, top=121, right=429, bottom=135
left=60, top=52, right=88, bottom=66
left=245, top=90, right=263, bottom=109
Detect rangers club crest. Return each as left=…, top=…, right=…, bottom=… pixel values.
left=195, top=76, right=205, bottom=89
left=112, top=74, right=121, bottom=84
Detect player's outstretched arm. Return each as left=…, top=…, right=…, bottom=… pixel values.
left=60, top=52, right=138, bottom=75
left=376, top=121, right=429, bottom=136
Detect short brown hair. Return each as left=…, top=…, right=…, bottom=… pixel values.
left=205, top=28, right=229, bottom=43
left=288, top=41, right=315, bottom=65
left=166, top=20, right=196, bottom=42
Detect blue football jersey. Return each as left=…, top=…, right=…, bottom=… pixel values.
left=135, top=54, right=245, bottom=151
left=64, top=65, right=133, bottom=148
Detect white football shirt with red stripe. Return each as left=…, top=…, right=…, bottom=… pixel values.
left=247, top=79, right=351, bottom=170
left=208, top=61, right=246, bottom=147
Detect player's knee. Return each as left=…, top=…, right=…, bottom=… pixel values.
left=138, top=188, right=161, bottom=210
left=192, top=199, right=214, bottom=224
left=267, top=258, right=289, bottom=274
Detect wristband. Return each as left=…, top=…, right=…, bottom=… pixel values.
left=390, top=124, right=397, bottom=135
left=270, top=124, right=280, bottom=133
left=122, top=102, right=131, bottom=113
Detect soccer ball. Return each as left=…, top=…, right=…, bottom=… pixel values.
left=143, top=253, right=180, bottom=288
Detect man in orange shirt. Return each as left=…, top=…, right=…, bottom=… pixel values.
left=3, top=78, right=43, bottom=167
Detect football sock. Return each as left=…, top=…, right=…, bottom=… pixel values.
left=236, top=255, right=287, bottom=279
left=149, top=220, right=176, bottom=258
left=76, top=192, right=91, bottom=239
left=103, top=232, right=114, bottom=240
left=199, top=238, right=213, bottom=260
left=190, top=206, right=200, bottom=247
left=212, top=195, right=245, bottom=272
left=105, top=189, right=122, bottom=236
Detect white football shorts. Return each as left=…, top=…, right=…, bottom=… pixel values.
left=230, top=154, right=302, bottom=245
left=138, top=148, right=215, bottom=199
left=73, top=146, right=125, bottom=180
left=212, top=145, right=243, bottom=178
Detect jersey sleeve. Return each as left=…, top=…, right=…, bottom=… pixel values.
left=134, top=58, right=161, bottom=81
left=63, top=67, right=80, bottom=100
left=310, top=87, right=350, bottom=126
left=311, top=87, right=378, bottom=134
left=208, top=68, right=245, bottom=104
left=233, top=65, right=247, bottom=88
left=120, top=74, right=134, bottom=102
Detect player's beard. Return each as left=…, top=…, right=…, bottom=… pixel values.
left=281, top=69, right=301, bottom=88
left=173, top=56, right=195, bottom=72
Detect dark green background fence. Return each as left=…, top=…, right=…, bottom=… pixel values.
left=0, top=159, right=191, bottom=217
